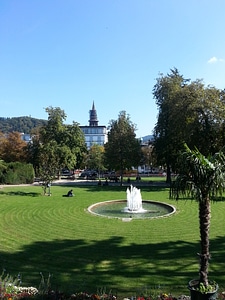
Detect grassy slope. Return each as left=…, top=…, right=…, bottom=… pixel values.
left=0, top=183, right=224, bottom=297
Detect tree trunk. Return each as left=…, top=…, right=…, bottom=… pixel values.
left=166, top=162, right=171, bottom=184
left=199, top=193, right=211, bottom=287
left=119, top=169, right=123, bottom=186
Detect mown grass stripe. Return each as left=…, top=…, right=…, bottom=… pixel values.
left=0, top=184, right=224, bottom=297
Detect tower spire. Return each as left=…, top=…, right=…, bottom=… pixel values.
left=89, top=101, right=98, bottom=126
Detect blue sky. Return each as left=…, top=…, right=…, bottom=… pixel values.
left=1, top=0, right=225, bottom=138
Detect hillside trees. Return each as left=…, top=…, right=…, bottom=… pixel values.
left=153, top=68, right=225, bottom=182
left=104, top=111, right=142, bottom=185
left=27, top=107, right=87, bottom=183
left=0, top=116, right=47, bottom=133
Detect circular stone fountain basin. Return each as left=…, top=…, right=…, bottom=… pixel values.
left=88, top=200, right=176, bottom=220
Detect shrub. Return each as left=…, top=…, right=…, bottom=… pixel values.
left=1, top=162, right=34, bottom=184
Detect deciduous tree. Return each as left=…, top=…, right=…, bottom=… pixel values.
left=0, top=132, right=27, bottom=162
left=104, top=111, right=142, bottom=185
left=153, top=68, right=188, bottom=182
left=29, top=106, right=86, bottom=185
left=153, top=68, right=225, bottom=182
left=84, top=144, right=105, bottom=175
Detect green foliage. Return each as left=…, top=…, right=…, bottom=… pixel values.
left=171, top=145, right=225, bottom=288
left=0, top=162, right=34, bottom=184
left=0, top=269, right=21, bottom=297
left=26, top=134, right=42, bottom=175
left=171, top=144, right=225, bottom=202
left=38, top=272, right=52, bottom=296
left=0, top=269, right=39, bottom=299
left=0, top=117, right=47, bottom=133
left=141, top=144, right=156, bottom=169
left=105, top=111, right=142, bottom=182
left=0, top=160, right=7, bottom=183
left=196, top=281, right=218, bottom=294
left=84, top=144, right=106, bottom=172
left=38, top=141, right=63, bottom=184
left=35, top=107, right=86, bottom=183
left=153, top=68, right=225, bottom=182
left=153, top=68, right=189, bottom=182
left=40, top=107, right=67, bottom=144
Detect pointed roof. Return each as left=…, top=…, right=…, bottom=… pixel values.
left=89, top=101, right=98, bottom=126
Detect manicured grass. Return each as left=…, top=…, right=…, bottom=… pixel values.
left=0, top=183, right=225, bottom=298
left=123, top=175, right=168, bottom=182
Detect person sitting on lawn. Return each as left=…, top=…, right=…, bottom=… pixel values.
left=67, top=189, right=74, bottom=197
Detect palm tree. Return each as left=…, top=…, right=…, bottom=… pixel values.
left=171, top=144, right=225, bottom=289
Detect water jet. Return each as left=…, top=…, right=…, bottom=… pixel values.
left=88, top=185, right=176, bottom=220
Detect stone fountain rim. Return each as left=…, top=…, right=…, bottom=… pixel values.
left=87, top=199, right=176, bottom=220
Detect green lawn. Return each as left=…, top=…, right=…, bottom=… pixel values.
left=0, top=183, right=225, bottom=298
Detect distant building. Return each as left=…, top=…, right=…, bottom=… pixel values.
left=20, top=133, right=32, bottom=142
left=17, top=104, right=153, bottom=150
left=79, top=102, right=108, bottom=149
left=141, top=135, right=154, bottom=145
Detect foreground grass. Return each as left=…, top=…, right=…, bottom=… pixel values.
left=0, top=183, right=225, bottom=298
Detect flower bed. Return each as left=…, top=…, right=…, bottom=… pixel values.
left=1, top=286, right=225, bottom=300
left=1, top=272, right=225, bottom=300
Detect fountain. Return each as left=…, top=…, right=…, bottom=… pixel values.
left=87, top=185, right=176, bottom=220
left=123, top=185, right=147, bottom=213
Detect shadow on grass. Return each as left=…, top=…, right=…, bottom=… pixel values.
left=1, top=235, right=225, bottom=295
left=56, top=184, right=170, bottom=193
left=0, top=191, right=41, bottom=197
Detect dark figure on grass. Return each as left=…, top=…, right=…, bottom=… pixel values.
left=63, top=189, right=74, bottom=197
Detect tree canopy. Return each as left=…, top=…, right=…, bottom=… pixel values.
left=153, top=68, right=225, bottom=182
left=0, top=131, right=27, bottom=163
left=28, top=107, right=86, bottom=184
left=104, top=111, right=142, bottom=184
left=83, top=144, right=105, bottom=173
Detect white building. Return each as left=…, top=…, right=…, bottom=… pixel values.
left=79, top=102, right=108, bottom=149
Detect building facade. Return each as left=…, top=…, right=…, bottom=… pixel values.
left=79, top=102, right=108, bottom=149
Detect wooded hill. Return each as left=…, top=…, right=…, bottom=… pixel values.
left=0, top=116, right=47, bottom=133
